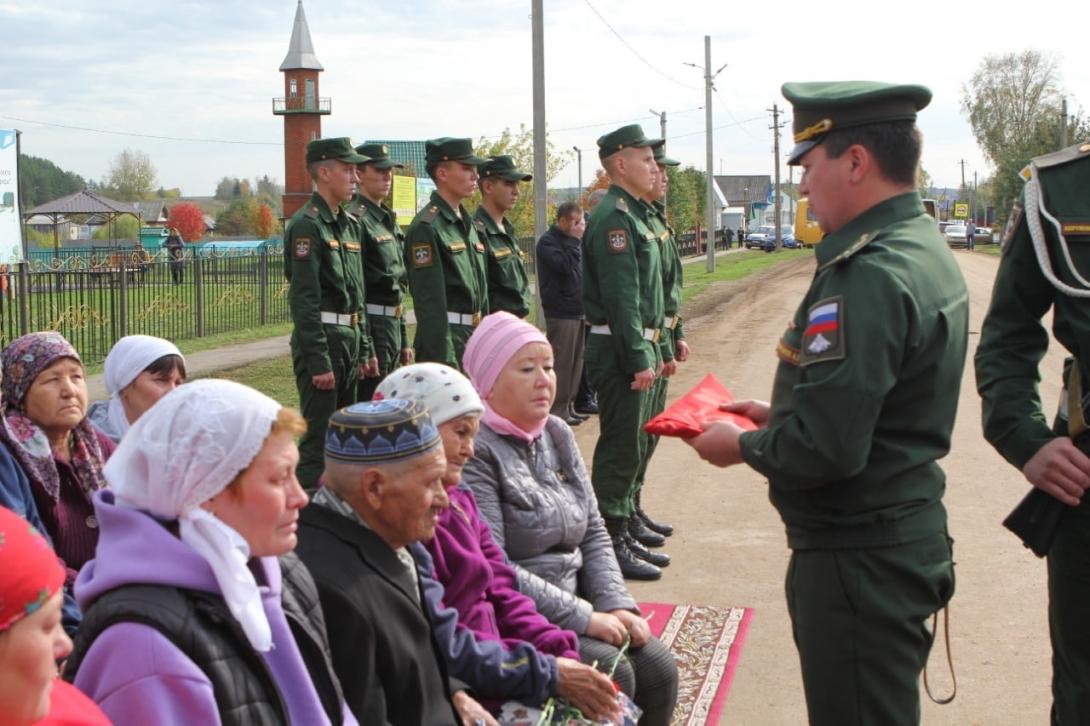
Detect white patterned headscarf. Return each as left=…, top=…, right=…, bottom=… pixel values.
left=104, top=379, right=281, bottom=652
left=103, top=335, right=185, bottom=439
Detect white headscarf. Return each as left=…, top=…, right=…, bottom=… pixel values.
left=105, top=379, right=280, bottom=652
left=103, top=335, right=185, bottom=439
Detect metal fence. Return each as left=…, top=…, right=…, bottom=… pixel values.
left=0, top=246, right=289, bottom=366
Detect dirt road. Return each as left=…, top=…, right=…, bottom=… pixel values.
left=571, top=250, right=1060, bottom=725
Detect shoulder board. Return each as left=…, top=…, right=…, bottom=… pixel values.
left=418, top=205, right=440, bottom=224
left=818, top=230, right=879, bottom=271
left=343, top=198, right=364, bottom=217
left=615, top=197, right=629, bottom=213
left=303, top=205, right=320, bottom=220
left=1033, top=140, right=1090, bottom=171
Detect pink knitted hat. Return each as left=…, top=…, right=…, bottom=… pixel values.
left=462, top=312, right=550, bottom=397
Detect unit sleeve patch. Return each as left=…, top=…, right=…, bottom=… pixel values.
left=607, top=229, right=629, bottom=254
left=412, top=242, right=433, bottom=268
left=293, top=237, right=312, bottom=259
left=1001, top=200, right=1023, bottom=254
left=800, top=296, right=845, bottom=366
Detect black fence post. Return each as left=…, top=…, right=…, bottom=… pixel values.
left=259, top=246, right=269, bottom=326
left=17, top=262, right=29, bottom=335
left=117, top=255, right=128, bottom=338
left=194, top=254, right=205, bottom=338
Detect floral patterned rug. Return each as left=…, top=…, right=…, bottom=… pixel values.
left=638, top=602, right=754, bottom=725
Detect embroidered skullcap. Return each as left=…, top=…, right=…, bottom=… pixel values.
left=373, top=363, right=483, bottom=427
left=462, top=312, right=550, bottom=398
left=0, top=505, right=66, bottom=632
left=325, top=398, right=441, bottom=465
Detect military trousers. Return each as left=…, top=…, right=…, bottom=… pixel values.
left=633, top=331, right=674, bottom=498
left=292, top=324, right=360, bottom=490
left=358, top=314, right=404, bottom=402
left=1048, top=493, right=1090, bottom=725
left=585, top=335, right=659, bottom=519
left=786, top=532, right=955, bottom=726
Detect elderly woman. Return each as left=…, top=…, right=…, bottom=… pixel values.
left=86, top=334, right=187, bottom=442
left=0, top=332, right=115, bottom=588
left=0, top=506, right=109, bottom=726
left=374, top=364, right=620, bottom=721
left=462, top=312, right=679, bottom=725
left=66, top=379, right=356, bottom=725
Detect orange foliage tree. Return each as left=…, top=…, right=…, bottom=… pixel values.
left=580, top=168, right=610, bottom=209
left=167, top=202, right=206, bottom=242
left=252, top=203, right=276, bottom=239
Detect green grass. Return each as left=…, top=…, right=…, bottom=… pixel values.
left=681, top=248, right=810, bottom=305
left=208, top=355, right=298, bottom=407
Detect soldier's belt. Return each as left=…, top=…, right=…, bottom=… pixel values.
left=366, top=303, right=404, bottom=318
left=320, top=311, right=360, bottom=327
left=447, top=311, right=483, bottom=328
left=664, top=315, right=678, bottom=330
left=589, top=323, right=661, bottom=342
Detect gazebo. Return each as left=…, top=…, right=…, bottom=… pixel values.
left=24, top=190, right=138, bottom=260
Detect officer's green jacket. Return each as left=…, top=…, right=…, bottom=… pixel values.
left=284, top=192, right=372, bottom=376
left=739, top=192, right=968, bottom=549
left=474, top=206, right=531, bottom=318
left=976, top=144, right=1090, bottom=468
left=404, top=191, right=490, bottom=367
left=346, top=194, right=409, bottom=344
left=582, top=185, right=664, bottom=374
left=648, top=200, right=685, bottom=360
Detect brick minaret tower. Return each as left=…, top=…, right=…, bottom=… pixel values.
left=273, top=0, right=330, bottom=220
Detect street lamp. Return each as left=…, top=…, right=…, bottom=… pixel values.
left=572, top=146, right=582, bottom=197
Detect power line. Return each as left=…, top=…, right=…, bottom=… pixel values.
left=713, top=90, right=767, bottom=143
left=669, top=113, right=766, bottom=139
left=477, top=107, right=704, bottom=141
left=0, top=114, right=281, bottom=146
left=580, top=0, right=701, bottom=91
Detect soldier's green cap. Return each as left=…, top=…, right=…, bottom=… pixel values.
left=782, top=81, right=932, bottom=165
left=653, top=146, right=681, bottom=167
left=355, top=143, right=404, bottom=170
left=596, top=124, right=665, bottom=160
left=306, top=137, right=370, bottom=165
left=478, top=155, right=532, bottom=182
left=425, top=137, right=486, bottom=166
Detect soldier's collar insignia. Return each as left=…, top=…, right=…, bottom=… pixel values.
left=615, top=197, right=629, bottom=213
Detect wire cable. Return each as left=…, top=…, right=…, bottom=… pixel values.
left=0, top=114, right=281, bottom=146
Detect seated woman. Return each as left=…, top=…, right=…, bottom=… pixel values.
left=66, top=379, right=356, bottom=725
left=0, top=505, right=109, bottom=726
left=462, top=312, right=679, bottom=726
left=375, top=363, right=620, bottom=722
left=86, top=334, right=186, bottom=442
left=0, top=332, right=115, bottom=589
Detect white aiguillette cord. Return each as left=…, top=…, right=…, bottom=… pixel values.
left=1025, top=164, right=1090, bottom=298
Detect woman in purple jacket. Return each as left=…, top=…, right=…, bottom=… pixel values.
left=375, top=363, right=619, bottom=721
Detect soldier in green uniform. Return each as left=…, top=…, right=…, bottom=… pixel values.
left=475, top=155, right=533, bottom=318
left=347, top=142, right=413, bottom=401
left=686, top=82, right=968, bottom=725
left=628, top=146, right=691, bottom=553
left=405, top=138, right=489, bottom=371
left=583, top=124, right=666, bottom=581
left=975, top=141, right=1090, bottom=725
left=284, top=137, right=374, bottom=489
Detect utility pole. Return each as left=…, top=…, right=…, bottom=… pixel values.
left=1061, top=97, right=1069, bottom=148
left=958, top=158, right=967, bottom=189
left=686, top=36, right=726, bottom=272
left=972, top=170, right=977, bottom=225
left=649, top=108, right=667, bottom=140
left=768, top=103, right=785, bottom=248
left=572, top=146, right=583, bottom=196
left=531, top=0, right=546, bottom=327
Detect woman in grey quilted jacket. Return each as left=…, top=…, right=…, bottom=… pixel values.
left=461, top=312, right=678, bottom=726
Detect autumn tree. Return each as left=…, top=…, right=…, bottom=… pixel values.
left=215, top=198, right=256, bottom=236
left=251, top=203, right=277, bottom=239
left=664, top=167, right=706, bottom=234
left=580, top=169, right=610, bottom=208
left=168, top=202, right=207, bottom=242
left=103, top=149, right=157, bottom=201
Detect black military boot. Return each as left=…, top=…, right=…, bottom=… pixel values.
left=625, top=532, right=670, bottom=568
left=604, top=518, right=661, bottom=581
left=628, top=515, right=667, bottom=548
left=635, top=491, right=674, bottom=537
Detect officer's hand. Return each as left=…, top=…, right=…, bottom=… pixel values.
left=661, top=360, right=678, bottom=378
left=1023, top=437, right=1090, bottom=507
left=720, top=399, right=771, bottom=428
left=451, top=689, right=498, bottom=726
left=675, top=339, right=691, bottom=362
left=401, top=347, right=415, bottom=365
left=684, top=420, right=745, bottom=467
left=365, top=357, right=380, bottom=378
left=586, top=611, right=627, bottom=646
left=311, top=371, right=335, bottom=390
left=555, top=658, right=622, bottom=724
left=630, top=368, right=656, bottom=391
left=610, top=609, right=651, bottom=648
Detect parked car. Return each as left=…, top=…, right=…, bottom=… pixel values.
left=943, top=224, right=967, bottom=247
left=745, top=225, right=795, bottom=250
left=975, top=226, right=996, bottom=244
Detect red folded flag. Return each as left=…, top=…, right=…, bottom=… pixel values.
left=644, top=373, right=758, bottom=438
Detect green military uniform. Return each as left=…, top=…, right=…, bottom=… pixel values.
left=284, top=137, right=372, bottom=489
left=405, top=138, right=489, bottom=371
left=583, top=125, right=665, bottom=524
left=736, top=83, right=967, bottom=725
left=476, top=155, right=533, bottom=318
left=975, top=140, right=1090, bottom=725
left=347, top=143, right=409, bottom=401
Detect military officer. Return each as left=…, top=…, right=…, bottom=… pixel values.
left=582, top=124, right=665, bottom=581
left=975, top=140, right=1090, bottom=725
left=405, top=138, right=489, bottom=371
left=475, top=155, right=533, bottom=318
left=347, top=142, right=412, bottom=401
left=686, top=82, right=968, bottom=725
left=284, top=137, right=374, bottom=489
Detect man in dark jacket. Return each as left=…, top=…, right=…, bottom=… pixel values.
left=536, top=201, right=587, bottom=424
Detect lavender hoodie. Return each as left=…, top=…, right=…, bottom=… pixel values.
left=73, top=490, right=357, bottom=726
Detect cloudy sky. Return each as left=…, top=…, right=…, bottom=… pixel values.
left=1, top=0, right=1086, bottom=197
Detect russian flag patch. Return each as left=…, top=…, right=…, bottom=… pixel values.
left=801, top=296, right=845, bottom=365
